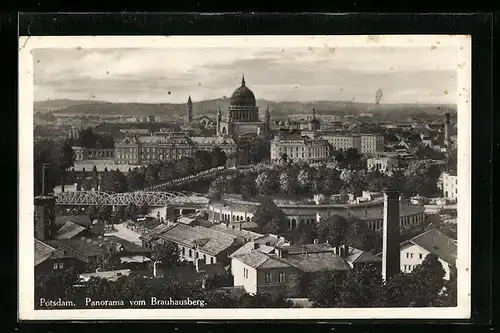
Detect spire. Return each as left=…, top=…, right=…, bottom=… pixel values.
left=241, top=74, right=246, bottom=87
left=312, top=108, right=316, bottom=119
left=188, top=95, right=192, bottom=104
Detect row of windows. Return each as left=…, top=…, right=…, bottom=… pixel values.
left=405, top=252, right=424, bottom=259
left=219, top=213, right=252, bottom=223
left=288, top=218, right=315, bottom=229
left=53, top=262, right=64, bottom=270
left=402, top=264, right=417, bottom=272
left=181, top=247, right=215, bottom=264
left=264, top=271, right=286, bottom=284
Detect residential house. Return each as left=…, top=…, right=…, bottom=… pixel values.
left=46, top=236, right=151, bottom=273
left=399, top=228, right=456, bottom=280
left=55, top=221, right=89, bottom=240
left=35, top=239, right=78, bottom=276
left=231, top=242, right=379, bottom=296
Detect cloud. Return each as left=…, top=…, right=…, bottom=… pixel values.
left=33, top=45, right=458, bottom=104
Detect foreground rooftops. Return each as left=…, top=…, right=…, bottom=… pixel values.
left=403, top=228, right=457, bottom=266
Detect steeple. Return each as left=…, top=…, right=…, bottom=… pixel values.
left=241, top=74, right=246, bottom=87
left=185, top=95, right=193, bottom=125
left=312, top=108, right=316, bottom=119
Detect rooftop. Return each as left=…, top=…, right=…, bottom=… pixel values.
left=34, top=239, right=66, bottom=266
left=79, top=269, right=132, bottom=282
left=406, top=228, right=457, bottom=265
left=55, top=215, right=92, bottom=228
left=56, top=221, right=87, bottom=240
left=209, top=224, right=263, bottom=240
left=159, top=224, right=240, bottom=256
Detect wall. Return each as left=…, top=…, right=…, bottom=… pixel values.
left=400, top=243, right=452, bottom=280
left=256, top=266, right=300, bottom=296
left=231, top=258, right=258, bottom=294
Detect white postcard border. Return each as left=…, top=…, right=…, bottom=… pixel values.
left=18, top=35, right=471, bottom=320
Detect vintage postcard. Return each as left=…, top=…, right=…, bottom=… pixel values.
left=19, top=35, right=471, bottom=320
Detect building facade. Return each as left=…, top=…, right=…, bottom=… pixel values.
left=441, top=172, right=458, bottom=200
left=72, top=146, right=115, bottom=161
left=360, top=134, right=385, bottom=154
left=399, top=229, right=456, bottom=280
left=114, top=131, right=238, bottom=165
left=367, top=156, right=399, bottom=174
left=318, top=133, right=384, bottom=154
left=270, top=133, right=329, bottom=163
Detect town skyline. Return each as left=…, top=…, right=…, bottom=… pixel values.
left=33, top=45, right=458, bottom=105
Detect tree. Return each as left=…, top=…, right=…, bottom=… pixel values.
left=404, top=159, right=443, bottom=197
left=192, top=150, right=212, bottom=173
left=208, top=176, right=229, bottom=200
left=317, top=214, right=350, bottom=246
left=35, top=266, right=79, bottom=306
left=410, top=253, right=446, bottom=306
left=279, top=171, right=296, bottom=195
left=255, top=170, right=279, bottom=195
left=125, top=203, right=138, bottom=221
left=308, top=270, right=343, bottom=307
left=211, top=147, right=227, bottom=168
left=127, top=169, right=145, bottom=191
left=366, top=170, right=387, bottom=193
left=296, top=169, right=312, bottom=194
left=176, top=157, right=194, bottom=177
left=344, top=148, right=362, bottom=169
left=248, top=140, right=271, bottom=164
left=152, top=241, right=180, bottom=268
left=321, top=169, right=342, bottom=196
left=239, top=172, right=257, bottom=196
left=253, top=198, right=288, bottom=234
left=203, top=273, right=234, bottom=290
left=338, top=265, right=383, bottom=307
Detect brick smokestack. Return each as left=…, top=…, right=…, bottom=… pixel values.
left=41, top=163, right=50, bottom=196
left=444, top=113, right=451, bottom=148
left=382, top=188, right=401, bottom=281
left=34, top=163, right=56, bottom=241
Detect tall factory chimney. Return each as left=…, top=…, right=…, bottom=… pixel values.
left=34, top=163, right=56, bottom=241
left=444, top=112, right=451, bottom=149
left=382, top=188, right=401, bottom=282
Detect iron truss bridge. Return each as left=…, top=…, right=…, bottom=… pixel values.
left=54, top=190, right=209, bottom=207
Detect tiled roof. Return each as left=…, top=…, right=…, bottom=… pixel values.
left=140, top=224, right=174, bottom=242
left=48, top=236, right=149, bottom=259
left=233, top=251, right=290, bottom=269
left=210, top=202, right=258, bottom=214
left=34, top=239, right=63, bottom=266
left=209, top=224, right=263, bottom=240
left=408, top=228, right=457, bottom=265
left=255, top=234, right=290, bottom=247
left=190, top=136, right=237, bottom=145
left=56, top=221, right=86, bottom=240
left=278, top=243, right=335, bottom=255
left=229, top=242, right=275, bottom=258
left=345, top=247, right=381, bottom=264
left=55, top=215, right=92, bottom=228
left=279, top=252, right=351, bottom=272
left=159, top=224, right=239, bottom=256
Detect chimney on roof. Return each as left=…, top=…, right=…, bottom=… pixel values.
left=278, top=248, right=288, bottom=258
left=382, top=188, right=401, bottom=282
left=253, top=242, right=259, bottom=250
left=41, top=163, right=50, bottom=196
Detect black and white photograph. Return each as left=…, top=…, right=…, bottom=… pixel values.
left=19, top=35, right=471, bottom=320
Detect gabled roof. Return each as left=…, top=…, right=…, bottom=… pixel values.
left=405, top=228, right=457, bottom=265
left=233, top=251, right=291, bottom=269
left=34, top=239, right=65, bottom=266
left=55, top=215, right=92, bottom=228
left=159, top=224, right=239, bottom=256
left=229, top=242, right=275, bottom=258
left=345, top=247, right=381, bottom=264
left=56, top=221, right=86, bottom=240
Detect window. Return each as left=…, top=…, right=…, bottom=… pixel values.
left=419, top=253, right=423, bottom=259
left=53, top=263, right=58, bottom=270
left=189, top=249, right=192, bottom=257
left=182, top=247, right=185, bottom=255
left=279, top=272, right=285, bottom=283
left=244, top=268, right=248, bottom=279
left=210, top=257, right=214, bottom=264
left=58, top=262, right=64, bottom=269
left=410, top=253, right=414, bottom=259
left=406, top=252, right=409, bottom=258
left=265, top=272, right=271, bottom=284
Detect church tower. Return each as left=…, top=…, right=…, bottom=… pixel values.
left=263, top=106, right=271, bottom=135
left=34, top=163, right=57, bottom=241
left=185, top=95, right=193, bottom=125
left=216, top=105, right=222, bottom=137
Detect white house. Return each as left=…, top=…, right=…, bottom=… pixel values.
left=441, top=172, right=458, bottom=201
left=399, top=228, right=456, bottom=280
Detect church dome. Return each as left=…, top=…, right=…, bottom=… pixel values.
left=230, top=75, right=256, bottom=107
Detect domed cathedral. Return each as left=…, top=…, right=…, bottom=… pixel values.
left=217, top=75, right=271, bottom=140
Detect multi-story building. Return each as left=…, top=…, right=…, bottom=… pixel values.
left=72, top=146, right=115, bottom=161
left=399, top=228, right=456, bottom=280
left=367, top=156, right=399, bottom=174
left=321, top=134, right=362, bottom=151
left=114, top=131, right=238, bottom=165
left=441, top=172, right=458, bottom=200
left=270, top=132, right=329, bottom=163
left=360, top=134, right=384, bottom=154
left=316, top=133, right=384, bottom=154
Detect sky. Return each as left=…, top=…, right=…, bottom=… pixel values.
left=33, top=45, right=459, bottom=105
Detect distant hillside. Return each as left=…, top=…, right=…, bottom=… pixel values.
left=35, top=98, right=457, bottom=119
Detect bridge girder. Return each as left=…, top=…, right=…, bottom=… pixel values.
left=54, top=190, right=191, bottom=206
